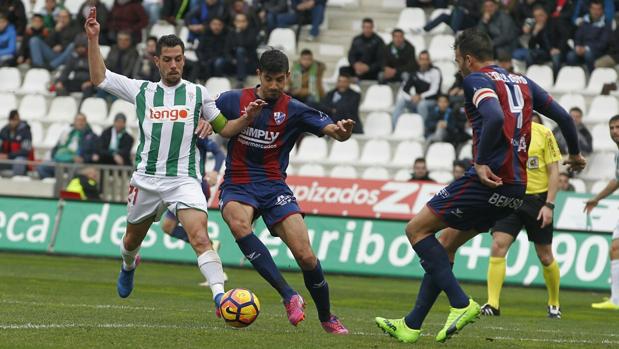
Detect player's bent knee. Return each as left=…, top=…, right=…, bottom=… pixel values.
left=228, top=219, right=252, bottom=238
left=296, top=252, right=317, bottom=270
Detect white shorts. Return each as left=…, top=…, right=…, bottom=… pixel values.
left=126, top=173, right=208, bottom=224
left=613, top=220, right=619, bottom=240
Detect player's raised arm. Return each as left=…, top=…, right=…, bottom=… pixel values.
left=207, top=99, right=267, bottom=138
left=84, top=7, right=105, bottom=86
left=322, top=119, right=356, bottom=142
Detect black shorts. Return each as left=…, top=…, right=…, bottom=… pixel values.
left=491, top=192, right=553, bottom=245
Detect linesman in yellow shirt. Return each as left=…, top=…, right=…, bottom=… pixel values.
left=481, top=113, right=562, bottom=319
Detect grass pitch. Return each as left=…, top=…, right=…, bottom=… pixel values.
left=0, top=252, right=617, bottom=348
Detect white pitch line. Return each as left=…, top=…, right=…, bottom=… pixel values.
left=0, top=299, right=155, bottom=311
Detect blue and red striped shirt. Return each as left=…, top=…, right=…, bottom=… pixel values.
left=216, top=87, right=332, bottom=184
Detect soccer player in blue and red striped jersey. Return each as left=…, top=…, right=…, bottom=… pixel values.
left=375, top=29, right=587, bottom=344
left=214, top=49, right=355, bottom=334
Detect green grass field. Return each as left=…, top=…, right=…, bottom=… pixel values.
left=0, top=252, right=617, bottom=349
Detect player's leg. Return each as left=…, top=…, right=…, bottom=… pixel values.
left=222, top=201, right=297, bottom=304
left=117, top=217, right=154, bottom=298
left=160, top=210, right=190, bottom=242
left=534, top=243, right=561, bottom=317
left=484, top=231, right=515, bottom=315
left=592, top=233, right=619, bottom=310
left=271, top=214, right=348, bottom=334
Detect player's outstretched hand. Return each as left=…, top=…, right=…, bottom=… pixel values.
left=334, top=119, right=355, bottom=141
left=84, top=7, right=99, bottom=39
left=563, top=154, right=587, bottom=173
left=474, top=163, right=503, bottom=188
left=583, top=199, right=598, bottom=214
left=195, top=118, right=213, bottom=138
left=244, top=99, right=267, bottom=123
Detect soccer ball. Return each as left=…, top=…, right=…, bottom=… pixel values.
left=219, top=288, right=261, bottom=328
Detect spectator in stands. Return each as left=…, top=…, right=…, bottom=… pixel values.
left=143, top=0, right=163, bottom=25
left=77, top=0, right=110, bottom=44
left=558, top=172, right=576, bottom=192
left=256, top=0, right=289, bottom=34
left=512, top=4, right=568, bottom=76
left=224, top=13, right=258, bottom=88
left=0, top=110, right=32, bottom=176
left=29, top=9, right=80, bottom=70
left=379, top=28, right=417, bottom=84
left=452, top=159, right=469, bottom=182
left=54, top=34, right=92, bottom=96
left=347, top=18, right=385, bottom=80
left=195, top=17, right=227, bottom=80
left=108, top=0, right=148, bottom=44
left=425, top=94, right=471, bottom=150
left=41, top=0, right=60, bottom=31
left=447, top=73, right=464, bottom=106
left=288, top=49, right=325, bottom=104
left=275, top=0, right=326, bottom=41
left=477, top=0, right=518, bottom=57
left=228, top=0, right=259, bottom=29
left=94, top=113, right=134, bottom=166
left=408, top=157, right=432, bottom=181
left=16, top=14, right=49, bottom=66
left=0, top=0, right=26, bottom=36
left=572, top=0, right=614, bottom=26
left=0, top=13, right=17, bottom=67
left=595, top=26, right=619, bottom=69
left=132, top=36, right=159, bottom=82
left=567, top=0, right=611, bottom=72
left=37, top=113, right=99, bottom=179
left=162, top=0, right=192, bottom=25
left=318, top=73, right=363, bottom=134
left=106, top=31, right=139, bottom=78
left=497, top=50, right=514, bottom=73
left=185, top=0, right=229, bottom=44
left=391, top=50, right=442, bottom=126
left=422, top=0, right=480, bottom=33
left=407, top=0, right=447, bottom=7
left=65, top=166, right=101, bottom=200
left=553, top=107, right=593, bottom=156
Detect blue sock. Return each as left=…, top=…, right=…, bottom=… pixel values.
left=170, top=225, right=190, bottom=242
left=413, top=235, right=468, bottom=309
left=236, top=233, right=296, bottom=301
left=302, top=260, right=331, bottom=322
left=404, top=262, right=454, bottom=330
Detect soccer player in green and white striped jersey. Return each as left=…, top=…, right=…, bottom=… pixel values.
left=85, top=7, right=266, bottom=315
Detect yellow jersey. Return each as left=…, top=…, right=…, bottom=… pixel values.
left=526, top=122, right=562, bottom=194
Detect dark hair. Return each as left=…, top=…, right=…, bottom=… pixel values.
left=559, top=171, right=571, bottom=178
left=392, top=28, right=404, bottom=35
left=8, top=109, right=18, bottom=120
left=156, top=35, right=185, bottom=56
left=362, top=18, right=373, bottom=25
left=258, top=48, right=289, bottom=73
left=454, top=28, right=494, bottom=62
left=437, top=94, right=449, bottom=101
left=569, top=106, right=583, bottom=115
left=419, top=50, right=430, bottom=57
left=32, top=13, right=44, bottom=20
left=590, top=0, right=603, bottom=7
left=300, top=49, right=312, bottom=56
left=610, top=114, right=619, bottom=124
left=496, top=49, right=511, bottom=62
left=209, top=16, right=224, bottom=24
left=117, top=30, right=132, bottom=39
left=0, top=12, right=7, bottom=21
left=532, top=4, right=547, bottom=13
left=147, top=36, right=157, bottom=43
left=414, top=157, right=426, bottom=165
left=453, top=159, right=468, bottom=169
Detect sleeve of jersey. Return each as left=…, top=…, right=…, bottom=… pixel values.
left=214, top=91, right=240, bottom=120
left=464, top=74, right=499, bottom=108
left=97, top=70, right=143, bottom=103
left=528, top=78, right=580, bottom=155
left=298, top=103, right=334, bottom=136
left=199, top=86, right=222, bottom=122
left=464, top=74, right=502, bottom=165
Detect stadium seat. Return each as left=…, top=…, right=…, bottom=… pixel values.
left=392, top=140, right=423, bottom=166
left=48, top=96, right=78, bottom=124
left=383, top=0, right=406, bottom=8
left=29, top=121, right=44, bottom=148
left=63, top=0, right=83, bottom=14
left=429, top=170, right=453, bottom=184
left=359, top=85, right=393, bottom=112
left=396, top=8, right=426, bottom=32
left=12, top=175, right=31, bottom=182
left=592, top=123, right=617, bottom=151
left=327, top=0, right=359, bottom=7
left=426, top=142, right=455, bottom=171
left=19, top=68, right=51, bottom=94
left=18, top=95, right=47, bottom=121
left=327, top=137, right=359, bottom=163
left=268, top=28, right=296, bottom=53
left=43, top=122, right=68, bottom=148
left=394, top=168, right=411, bottom=181
left=405, top=34, right=426, bottom=52
left=526, top=65, right=553, bottom=91
left=150, top=22, right=176, bottom=38
left=359, top=139, right=391, bottom=164
left=427, top=8, right=452, bottom=34
left=287, top=163, right=295, bottom=175
left=361, top=166, right=390, bottom=180
left=205, top=77, right=231, bottom=97
left=80, top=97, right=109, bottom=126
left=458, top=141, right=472, bottom=160
left=434, top=61, right=456, bottom=93
left=178, top=26, right=191, bottom=47
left=329, top=165, right=358, bottom=178
left=294, top=136, right=328, bottom=162
left=428, top=35, right=455, bottom=62
left=558, top=93, right=586, bottom=115
left=581, top=152, right=616, bottom=180
left=109, top=99, right=137, bottom=126
left=324, top=57, right=349, bottom=86
left=99, top=45, right=111, bottom=60
left=297, top=163, right=326, bottom=177
left=91, top=124, right=103, bottom=135
left=0, top=67, right=21, bottom=92
left=552, top=66, right=586, bottom=93
left=0, top=93, right=18, bottom=119
left=319, top=44, right=345, bottom=57
left=586, top=96, right=618, bottom=124
left=590, top=179, right=619, bottom=194
left=585, top=67, right=617, bottom=95
left=363, top=112, right=392, bottom=137
left=393, top=113, right=424, bottom=140
left=570, top=178, right=586, bottom=193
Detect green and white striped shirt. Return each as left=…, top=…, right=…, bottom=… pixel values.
left=98, top=70, right=220, bottom=178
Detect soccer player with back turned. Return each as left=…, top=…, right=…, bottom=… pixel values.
left=375, top=29, right=586, bottom=344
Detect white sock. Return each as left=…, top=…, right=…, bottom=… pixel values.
left=197, top=250, right=226, bottom=299
left=611, top=260, right=619, bottom=305
left=121, top=243, right=140, bottom=271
